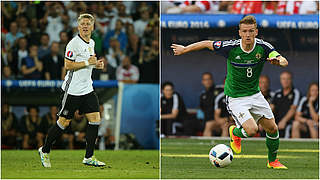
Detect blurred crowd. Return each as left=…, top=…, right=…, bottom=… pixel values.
left=162, top=1, right=319, bottom=14
left=2, top=104, right=113, bottom=150
left=161, top=72, right=319, bottom=139
left=2, top=1, right=159, bottom=83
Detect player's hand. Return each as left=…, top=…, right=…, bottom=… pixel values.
left=267, top=57, right=280, bottom=66
left=171, top=44, right=186, bottom=56
left=88, top=54, right=97, bottom=65
left=96, top=59, right=104, bottom=69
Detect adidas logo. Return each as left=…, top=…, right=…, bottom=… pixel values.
left=235, top=56, right=241, bottom=60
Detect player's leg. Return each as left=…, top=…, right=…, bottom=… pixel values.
left=82, top=92, right=105, bottom=167
left=259, top=117, right=287, bottom=169
left=39, top=93, right=78, bottom=168
left=226, top=96, right=256, bottom=153
left=251, top=92, right=287, bottom=169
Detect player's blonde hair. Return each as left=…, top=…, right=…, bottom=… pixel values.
left=239, top=15, right=257, bottom=28
left=77, top=13, right=95, bottom=25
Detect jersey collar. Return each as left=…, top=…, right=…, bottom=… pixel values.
left=240, top=38, right=256, bottom=54
left=78, top=34, right=90, bottom=44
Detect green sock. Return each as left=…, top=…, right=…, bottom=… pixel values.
left=232, top=127, right=248, bottom=138
left=266, top=131, right=279, bottom=162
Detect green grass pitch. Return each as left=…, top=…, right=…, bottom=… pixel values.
left=161, top=138, right=319, bottom=179
left=2, top=150, right=159, bottom=179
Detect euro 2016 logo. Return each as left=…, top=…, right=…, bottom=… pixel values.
left=214, top=41, right=222, bottom=49
left=67, top=51, right=73, bottom=58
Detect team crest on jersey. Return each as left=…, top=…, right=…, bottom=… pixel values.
left=238, top=112, right=245, bottom=119
left=67, top=51, right=73, bottom=58
left=256, top=53, right=261, bottom=60
left=214, top=41, right=222, bottom=49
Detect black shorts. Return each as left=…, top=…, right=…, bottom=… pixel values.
left=57, top=90, right=99, bottom=119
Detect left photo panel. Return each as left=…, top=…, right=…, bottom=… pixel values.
left=1, top=1, right=159, bottom=179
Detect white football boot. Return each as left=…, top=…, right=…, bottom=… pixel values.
left=38, top=146, right=51, bottom=168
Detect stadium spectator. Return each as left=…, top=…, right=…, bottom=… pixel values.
left=134, top=8, right=150, bottom=38
left=43, top=42, right=65, bottom=80
left=165, top=1, right=220, bottom=14
left=161, top=81, right=188, bottom=136
left=139, top=40, right=159, bottom=84
left=71, top=110, right=88, bottom=149
left=5, top=21, right=24, bottom=49
left=41, top=2, right=64, bottom=44
left=94, top=4, right=111, bottom=35
left=38, top=33, right=51, bottom=59
left=104, top=2, right=117, bottom=18
left=27, top=18, right=42, bottom=46
left=231, top=1, right=263, bottom=14
left=58, top=31, right=69, bottom=58
left=126, top=24, right=139, bottom=58
left=214, top=88, right=231, bottom=137
left=2, top=65, right=14, bottom=80
left=258, top=75, right=274, bottom=137
left=1, top=104, right=19, bottom=148
left=21, top=106, right=42, bottom=149
left=199, top=72, right=224, bottom=137
left=271, top=71, right=300, bottom=138
left=98, top=104, right=113, bottom=150
left=105, top=38, right=125, bottom=79
left=10, top=37, right=28, bottom=77
left=286, top=1, right=317, bottom=14
left=92, top=57, right=110, bottom=81
left=259, top=75, right=274, bottom=104
left=116, top=56, right=139, bottom=83
left=17, top=15, right=30, bottom=36
left=109, top=3, right=133, bottom=31
left=39, top=106, right=74, bottom=149
left=292, top=82, right=319, bottom=138
left=21, top=44, right=43, bottom=79
left=103, top=19, right=128, bottom=52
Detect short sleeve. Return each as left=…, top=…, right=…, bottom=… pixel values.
left=65, top=41, right=77, bottom=61
left=213, top=40, right=237, bottom=58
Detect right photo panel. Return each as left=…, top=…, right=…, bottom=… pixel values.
left=161, top=1, right=319, bottom=179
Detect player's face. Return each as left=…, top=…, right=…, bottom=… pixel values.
left=280, top=73, right=292, bottom=89
left=78, top=18, right=94, bottom=37
left=259, top=77, right=269, bottom=92
left=163, top=85, right=173, bottom=99
left=309, top=84, right=319, bottom=98
left=202, top=74, right=213, bottom=89
left=239, top=24, right=258, bottom=45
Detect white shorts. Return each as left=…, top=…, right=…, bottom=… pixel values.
left=226, top=92, right=274, bottom=128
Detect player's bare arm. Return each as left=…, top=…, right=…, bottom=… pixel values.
left=267, top=55, right=288, bottom=67
left=64, top=55, right=98, bottom=71
left=171, top=40, right=214, bottom=55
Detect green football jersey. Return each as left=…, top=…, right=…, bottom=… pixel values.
left=213, top=38, right=280, bottom=98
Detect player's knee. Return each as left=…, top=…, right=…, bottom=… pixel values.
left=268, top=125, right=278, bottom=134
left=246, top=126, right=258, bottom=137
left=58, top=118, right=71, bottom=128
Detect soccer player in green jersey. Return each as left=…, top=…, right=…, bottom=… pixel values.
left=171, top=15, right=288, bottom=169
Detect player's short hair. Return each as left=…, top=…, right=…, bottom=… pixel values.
left=239, top=15, right=257, bottom=28
left=77, top=13, right=95, bottom=25
left=260, top=75, right=270, bottom=82
left=161, top=81, right=174, bottom=90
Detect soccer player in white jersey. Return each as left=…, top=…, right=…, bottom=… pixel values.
left=171, top=15, right=288, bottom=169
left=38, top=14, right=105, bottom=167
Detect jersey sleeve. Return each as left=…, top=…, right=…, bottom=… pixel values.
left=260, top=40, right=280, bottom=59
left=212, top=40, right=235, bottom=58
left=65, top=40, right=77, bottom=61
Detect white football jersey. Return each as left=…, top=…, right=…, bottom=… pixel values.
left=62, top=34, right=95, bottom=96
